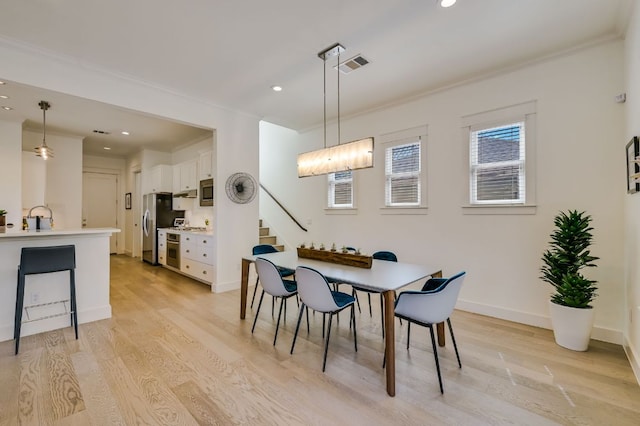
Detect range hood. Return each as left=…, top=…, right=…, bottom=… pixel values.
left=173, top=189, right=197, bottom=198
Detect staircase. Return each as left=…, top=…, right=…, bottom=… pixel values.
left=259, top=219, right=284, bottom=251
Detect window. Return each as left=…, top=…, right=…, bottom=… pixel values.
left=462, top=101, right=536, bottom=214
left=385, top=141, right=421, bottom=206
left=470, top=122, right=525, bottom=204
left=327, top=171, right=353, bottom=208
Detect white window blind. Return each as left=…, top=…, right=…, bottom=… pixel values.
left=328, top=171, right=353, bottom=208
left=385, top=141, right=421, bottom=206
left=470, top=122, right=525, bottom=204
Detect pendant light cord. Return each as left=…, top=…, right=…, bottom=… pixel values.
left=337, top=51, right=341, bottom=146
left=323, top=56, right=327, bottom=149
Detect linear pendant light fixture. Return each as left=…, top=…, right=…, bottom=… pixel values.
left=297, top=42, right=373, bottom=178
left=35, top=100, right=54, bottom=160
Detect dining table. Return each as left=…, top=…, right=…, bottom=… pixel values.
left=239, top=250, right=442, bottom=397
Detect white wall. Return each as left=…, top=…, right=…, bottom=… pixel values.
left=0, top=119, right=23, bottom=227
left=22, top=130, right=83, bottom=229
left=0, top=39, right=260, bottom=292
left=261, top=40, right=626, bottom=344
left=624, top=0, right=640, bottom=381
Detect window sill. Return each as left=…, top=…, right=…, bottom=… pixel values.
left=325, top=208, right=358, bottom=215
left=462, top=204, right=537, bottom=215
left=379, top=206, right=428, bottom=215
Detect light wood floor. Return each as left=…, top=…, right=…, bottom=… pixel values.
left=1, top=255, right=639, bottom=425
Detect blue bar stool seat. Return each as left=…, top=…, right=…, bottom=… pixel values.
left=14, top=245, right=78, bottom=355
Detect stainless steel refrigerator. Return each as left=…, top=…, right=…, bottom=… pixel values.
left=142, top=192, right=183, bottom=264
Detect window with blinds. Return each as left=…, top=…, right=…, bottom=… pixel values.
left=385, top=141, right=421, bottom=206
left=470, top=122, right=525, bottom=204
left=327, top=171, right=353, bottom=208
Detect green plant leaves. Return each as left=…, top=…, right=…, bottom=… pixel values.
left=540, top=210, right=599, bottom=308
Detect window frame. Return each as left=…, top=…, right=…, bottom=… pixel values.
left=378, top=125, right=428, bottom=215
left=462, top=101, right=537, bottom=215
left=327, top=170, right=354, bottom=209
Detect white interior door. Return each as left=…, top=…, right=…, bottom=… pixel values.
left=83, top=172, right=118, bottom=253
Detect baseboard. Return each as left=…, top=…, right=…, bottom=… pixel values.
left=456, top=299, right=623, bottom=345
left=0, top=304, right=112, bottom=343
left=623, top=336, right=640, bottom=386
left=212, top=280, right=240, bottom=293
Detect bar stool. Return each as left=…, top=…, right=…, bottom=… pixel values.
left=14, top=245, right=78, bottom=355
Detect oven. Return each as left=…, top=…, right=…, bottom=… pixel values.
left=166, top=233, right=180, bottom=268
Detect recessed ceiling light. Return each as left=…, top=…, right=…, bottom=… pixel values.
left=103, top=147, right=111, bottom=150
left=2, top=106, right=12, bottom=111
left=0, top=95, right=8, bottom=99
left=272, top=85, right=283, bottom=92
left=440, top=0, right=456, bottom=7
left=121, top=131, right=130, bottom=135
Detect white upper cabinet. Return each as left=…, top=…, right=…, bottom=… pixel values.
left=173, top=159, right=198, bottom=192
left=143, top=164, right=172, bottom=194
left=198, top=151, right=213, bottom=180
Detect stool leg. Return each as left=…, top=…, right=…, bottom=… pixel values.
left=70, top=269, right=78, bottom=339
left=14, top=270, right=26, bottom=355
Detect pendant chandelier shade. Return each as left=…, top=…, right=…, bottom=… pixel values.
left=35, top=100, right=53, bottom=160
left=297, top=42, right=373, bottom=178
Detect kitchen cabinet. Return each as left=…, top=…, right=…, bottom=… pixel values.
left=173, top=160, right=198, bottom=192
left=144, top=164, right=172, bottom=194
left=157, top=229, right=167, bottom=266
left=180, top=233, right=214, bottom=284
left=199, top=151, right=213, bottom=180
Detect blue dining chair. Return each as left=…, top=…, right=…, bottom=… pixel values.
left=393, top=271, right=466, bottom=393
left=351, top=250, right=398, bottom=337
left=290, top=266, right=357, bottom=372
left=251, top=257, right=298, bottom=346
left=251, top=244, right=295, bottom=309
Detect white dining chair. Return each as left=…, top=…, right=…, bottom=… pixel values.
left=290, top=266, right=357, bottom=372
left=394, top=271, right=466, bottom=393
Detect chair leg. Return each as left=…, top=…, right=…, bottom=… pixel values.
left=379, top=294, right=384, bottom=339
left=322, top=313, right=326, bottom=338
left=70, top=270, right=78, bottom=339
left=250, top=277, right=259, bottom=308
left=305, top=306, right=310, bottom=334
left=395, top=291, right=402, bottom=325
left=273, top=297, right=285, bottom=346
left=290, top=304, right=305, bottom=354
left=407, top=322, right=411, bottom=350
left=352, top=305, right=357, bottom=352
left=353, top=288, right=362, bottom=313
left=447, top=318, right=462, bottom=368
left=14, top=271, right=26, bottom=355
left=429, top=325, right=444, bottom=394
left=322, top=314, right=334, bottom=372
left=367, top=293, right=372, bottom=317
left=251, top=290, right=265, bottom=334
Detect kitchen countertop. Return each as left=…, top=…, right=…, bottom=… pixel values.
left=158, top=227, right=213, bottom=236
left=0, top=227, right=120, bottom=239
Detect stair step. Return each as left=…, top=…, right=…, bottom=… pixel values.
left=260, top=235, right=277, bottom=245
left=259, top=227, right=269, bottom=236
left=274, top=245, right=284, bottom=252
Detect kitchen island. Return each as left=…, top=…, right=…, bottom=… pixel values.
left=0, top=228, right=119, bottom=342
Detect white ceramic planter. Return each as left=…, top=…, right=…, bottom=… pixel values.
left=548, top=301, right=595, bottom=351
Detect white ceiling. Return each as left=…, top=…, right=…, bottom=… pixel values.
left=0, top=0, right=632, bottom=158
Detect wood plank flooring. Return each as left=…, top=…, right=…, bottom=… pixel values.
left=1, top=254, right=639, bottom=425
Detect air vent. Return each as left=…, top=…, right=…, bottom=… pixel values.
left=93, top=129, right=110, bottom=135
left=335, top=55, right=369, bottom=74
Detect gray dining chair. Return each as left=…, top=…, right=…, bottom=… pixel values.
left=290, top=266, right=357, bottom=372
left=251, top=244, right=295, bottom=310
left=393, top=271, right=466, bottom=393
left=251, top=257, right=298, bottom=346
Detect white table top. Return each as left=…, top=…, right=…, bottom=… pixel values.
left=245, top=251, right=440, bottom=292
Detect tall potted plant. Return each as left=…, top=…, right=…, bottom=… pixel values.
left=540, top=210, right=599, bottom=351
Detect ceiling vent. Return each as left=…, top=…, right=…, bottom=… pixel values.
left=335, top=55, right=369, bottom=74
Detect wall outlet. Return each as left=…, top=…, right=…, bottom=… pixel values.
left=31, top=292, right=40, bottom=304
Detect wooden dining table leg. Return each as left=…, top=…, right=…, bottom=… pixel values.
left=431, top=270, right=446, bottom=347
left=240, top=258, right=251, bottom=319
left=383, top=289, right=396, bottom=397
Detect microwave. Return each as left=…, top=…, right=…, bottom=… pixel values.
left=200, top=178, right=213, bottom=206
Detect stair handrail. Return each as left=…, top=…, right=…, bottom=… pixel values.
left=259, top=183, right=308, bottom=232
